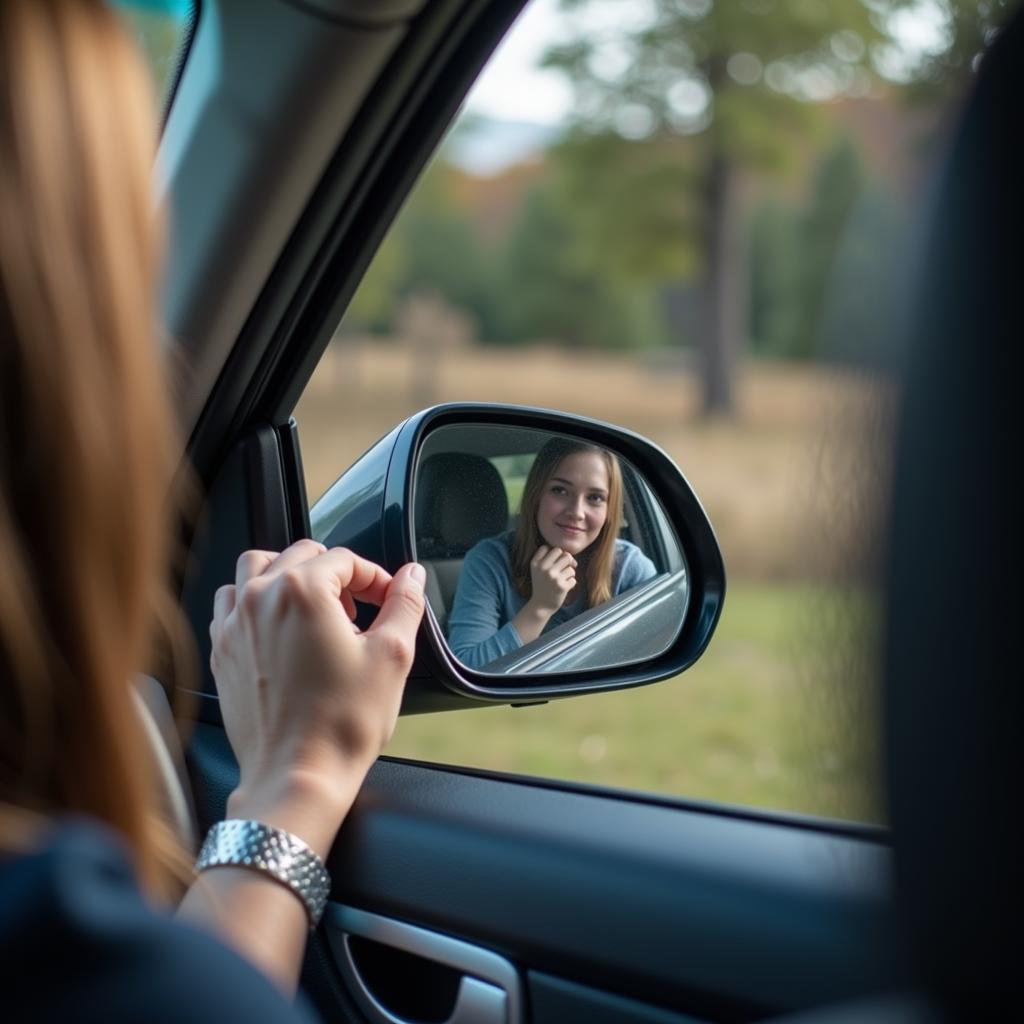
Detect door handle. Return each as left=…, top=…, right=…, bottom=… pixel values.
left=324, top=905, right=523, bottom=1024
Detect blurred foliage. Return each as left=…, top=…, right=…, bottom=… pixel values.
left=893, top=0, right=1020, bottom=102
left=124, top=0, right=1019, bottom=370
left=499, top=174, right=669, bottom=349
left=542, top=0, right=891, bottom=412
left=339, top=1, right=1017, bottom=376
left=346, top=128, right=901, bottom=363
left=347, top=155, right=669, bottom=350
left=348, top=169, right=504, bottom=341
left=748, top=136, right=899, bottom=361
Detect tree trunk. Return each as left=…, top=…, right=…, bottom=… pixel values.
left=699, top=124, right=742, bottom=417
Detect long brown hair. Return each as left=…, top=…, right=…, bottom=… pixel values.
left=0, top=0, right=182, bottom=895
left=511, top=438, right=624, bottom=608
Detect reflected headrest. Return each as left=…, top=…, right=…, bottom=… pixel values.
left=415, top=453, right=509, bottom=558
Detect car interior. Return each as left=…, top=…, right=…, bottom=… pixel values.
left=133, top=0, right=1020, bottom=1021
left=414, top=450, right=511, bottom=631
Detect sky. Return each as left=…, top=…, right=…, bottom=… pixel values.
left=462, top=0, right=577, bottom=126
left=461, top=0, right=954, bottom=127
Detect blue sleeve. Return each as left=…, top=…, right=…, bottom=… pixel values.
left=446, top=541, right=524, bottom=670
left=615, top=541, right=659, bottom=594
left=1, top=820, right=316, bottom=1023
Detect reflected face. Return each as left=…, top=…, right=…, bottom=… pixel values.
left=536, top=451, right=610, bottom=555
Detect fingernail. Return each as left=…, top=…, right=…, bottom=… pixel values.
left=409, top=563, right=426, bottom=588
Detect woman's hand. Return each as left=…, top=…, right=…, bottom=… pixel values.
left=511, top=545, right=577, bottom=645
left=528, top=544, right=577, bottom=614
left=208, top=540, right=427, bottom=853
left=182, top=541, right=425, bottom=993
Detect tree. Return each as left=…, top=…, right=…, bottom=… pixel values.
left=544, top=0, right=891, bottom=415
left=345, top=162, right=503, bottom=342
left=794, top=137, right=865, bottom=358
left=499, top=179, right=667, bottom=349
left=749, top=137, right=893, bottom=363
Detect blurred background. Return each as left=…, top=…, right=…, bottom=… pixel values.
left=125, top=0, right=1016, bottom=824
left=292, top=0, right=1014, bottom=823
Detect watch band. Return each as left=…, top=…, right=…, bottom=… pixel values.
left=195, top=819, right=331, bottom=928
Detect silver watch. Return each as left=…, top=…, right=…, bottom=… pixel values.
left=195, top=819, right=331, bottom=928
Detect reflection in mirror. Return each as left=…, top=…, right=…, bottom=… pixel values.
left=413, top=424, right=689, bottom=676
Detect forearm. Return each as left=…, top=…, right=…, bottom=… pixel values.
left=177, top=771, right=360, bottom=995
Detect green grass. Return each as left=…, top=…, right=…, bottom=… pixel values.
left=386, top=582, right=884, bottom=823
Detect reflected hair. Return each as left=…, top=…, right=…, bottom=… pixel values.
left=511, top=438, right=623, bottom=608
left=0, top=0, right=189, bottom=896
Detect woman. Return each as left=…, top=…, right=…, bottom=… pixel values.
left=0, top=2, right=424, bottom=1018
left=447, top=438, right=657, bottom=669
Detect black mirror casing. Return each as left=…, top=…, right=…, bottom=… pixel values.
left=310, top=404, right=725, bottom=713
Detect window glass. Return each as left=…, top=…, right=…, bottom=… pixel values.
left=489, top=454, right=532, bottom=515
left=110, top=0, right=195, bottom=109
left=295, top=0, right=1008, bottom=822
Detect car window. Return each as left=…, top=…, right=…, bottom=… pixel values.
left=110, top=0, right=195, bottom=110
left=295, top=0, right=1004, bottom=823
left=489, top=454, right=531, bottom=517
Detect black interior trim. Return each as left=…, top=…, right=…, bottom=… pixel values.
left=180, top=426, right=295, bottom=703
left=328, top=759, right=901, bottom=1021
left=378, top=755, right=888, bottom=842
left=528, top=971, right=710, bottom=1024
left=277, top=418, right=313, bottom=540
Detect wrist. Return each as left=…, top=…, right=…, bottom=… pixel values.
left=195, top=819, right=331, bottom=929
left=227, top=767, right=362, bottom=860
left=524, top=596, right=558, bottom=619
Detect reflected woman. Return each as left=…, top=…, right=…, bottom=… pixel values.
left=448, top=438, right=657, bottom=669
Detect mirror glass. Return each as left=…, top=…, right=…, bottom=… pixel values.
left=413, top=424, right=689, bottom=676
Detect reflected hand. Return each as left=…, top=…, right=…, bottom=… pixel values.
left=528, top=544, right=577, bottom=615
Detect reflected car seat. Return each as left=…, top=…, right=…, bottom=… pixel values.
left=414, top=452, right=509, bottom=632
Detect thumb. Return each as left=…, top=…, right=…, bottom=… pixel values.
left=367, top=562, right=427, bottom=664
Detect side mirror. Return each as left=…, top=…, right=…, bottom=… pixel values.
left=310, top=404, right=725, bottom=712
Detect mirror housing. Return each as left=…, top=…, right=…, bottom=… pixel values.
left=310, top=404, right=725, bottom=713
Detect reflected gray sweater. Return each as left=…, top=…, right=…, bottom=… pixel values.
left=447, top=533, right=657, bottom=670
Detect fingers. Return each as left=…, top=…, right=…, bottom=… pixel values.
left=539, top=546, right=562, bottom=570
left=235, top=549, right=278, bottom=588
left=367, top=562, right=426, bottom=665
left=222, top=541, right=403, bottom=642
left=234, top=542, right=392, bottom=612
left=311, top=547, right=393, bottom=607
left=539, top=547, right=576, bottom=572
left=212, top=583, right=236, bottom=632
left=253, top=538, right=326, bottom=581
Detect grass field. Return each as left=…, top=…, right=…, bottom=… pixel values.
left=294, top=338, right=891, bottom=823
left=386, top=582, right=882, bottom=823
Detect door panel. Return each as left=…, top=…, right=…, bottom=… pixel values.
left=327, top=761, right=899, bottom=1020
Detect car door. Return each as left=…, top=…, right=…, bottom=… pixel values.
left=161, top=1, right=905, bottom=1021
